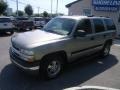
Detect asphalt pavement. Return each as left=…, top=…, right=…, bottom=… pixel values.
left=0, top=34, right=120, bottom=90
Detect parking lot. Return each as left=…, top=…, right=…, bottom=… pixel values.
left=0, top=33, right=120, bottom=90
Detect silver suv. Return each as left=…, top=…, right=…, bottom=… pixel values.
left=0, top=17, right=15, bottom=34
left=9, top=16, right=116, bottom=79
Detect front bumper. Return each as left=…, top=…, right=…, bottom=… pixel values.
left=9, top=48, right=40, bottom=75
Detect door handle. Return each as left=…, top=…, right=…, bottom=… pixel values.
left=90, top=37, right=95, bottom=40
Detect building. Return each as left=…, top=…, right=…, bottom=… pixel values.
left=66, top=0, right=120, bottom=36
left=6, top=8, right=13, bottom=16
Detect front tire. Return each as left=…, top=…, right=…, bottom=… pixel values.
left=39, top=55, right=63, bottom=79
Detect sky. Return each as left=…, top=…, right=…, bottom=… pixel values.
left=6, top=0, right=76, bottom=15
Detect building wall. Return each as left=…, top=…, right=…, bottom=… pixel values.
left=68, top=0, right=92, bottom=15
left=68, top=0, right=120, bottom=35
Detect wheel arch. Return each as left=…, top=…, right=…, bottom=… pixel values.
left=41, top=50, right=68, bottom=64
left=105, top=39, right=113, bottom=46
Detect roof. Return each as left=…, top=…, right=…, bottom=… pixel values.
left=57, top=16, right=110, bottom=20
left=66, top=0, right=82, bottom=8
left=58, top=16, right=87, bottom=20
left=0, top=16, right=10, bottom=19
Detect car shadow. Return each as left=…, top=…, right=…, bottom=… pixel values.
left=0, top=55, right=118, bottom=90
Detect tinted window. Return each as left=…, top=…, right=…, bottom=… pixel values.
left=93, top=19, right=105, bottom=33
left=0, top=18, right=11, bottom=22
left=76, top=19, right=92, bottom=34
left=104, top=19, right=116, bottom=30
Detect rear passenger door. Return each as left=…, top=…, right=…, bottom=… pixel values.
left=92, top=19, right=106, bottom=47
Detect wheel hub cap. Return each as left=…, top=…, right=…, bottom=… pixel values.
left=47, top=60, right=61, bottom=77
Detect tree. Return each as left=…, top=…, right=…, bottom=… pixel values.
left=43, top=11, right=49, bottom=18
left=16, top=10, right=24, bottom=16
left=0, top=0, right=7, bottom=15
left=24, top=4, right=33, bottom=16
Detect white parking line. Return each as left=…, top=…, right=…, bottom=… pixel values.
left=64, top=86, right=119, bottom=90
left=114, top=44, right=120, bottom=46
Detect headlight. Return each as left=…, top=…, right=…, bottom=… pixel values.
left=20, top=49, right=34, bottom=56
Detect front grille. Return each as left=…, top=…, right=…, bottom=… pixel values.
left=12, top=43, right=20, bottom=51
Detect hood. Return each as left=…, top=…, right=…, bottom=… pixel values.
left=12, top=30, right=64, bottom=48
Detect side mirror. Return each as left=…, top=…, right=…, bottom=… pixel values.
left=74, top=30, right=87, bottom=37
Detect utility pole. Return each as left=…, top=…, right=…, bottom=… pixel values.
left=51, top=0, right=53, bottom=18
left=56, top=0, right=58, bottom=15
left=38, top=7, right=40, bottom=17
left=5, top=0, right=8, bottom=16
left=16, top=0, right=18, bottom=17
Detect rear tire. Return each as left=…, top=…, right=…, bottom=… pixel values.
left=101, top=42, right=111, bottom=57
left=39, top=55, right=64, bottom=80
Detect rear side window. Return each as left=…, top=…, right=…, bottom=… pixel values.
left=104, top=19, right=116, bottom=30
left=0, top=18, right=11, bottom=22
left=93, top=19, right=105, bottom=33
left=76, top=19, right=92, bottom=34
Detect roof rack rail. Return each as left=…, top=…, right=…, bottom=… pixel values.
left=87, top=15, right=94, bottom=17
left=99, top=16, right=110, bottom=18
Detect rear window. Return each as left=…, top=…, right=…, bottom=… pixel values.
left=104, top=19, right=116, bottom=30
left=93, top=19, right=105, bottom=33
left=34, top=18, right=44, bottom=21
left=16, top=18, right=28, bottom=20
left=0, top=18, right=11, bottom=22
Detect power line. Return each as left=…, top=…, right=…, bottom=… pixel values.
left=10, top=0, right=56, bottom=13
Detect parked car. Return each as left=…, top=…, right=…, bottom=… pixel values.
left=33, top=17, right=46, bottom=28
left=0, top=16, right=15, bottom=35
left=15, top=17, right=34, bottom=31
left=9, top=16, right=116, bottom=79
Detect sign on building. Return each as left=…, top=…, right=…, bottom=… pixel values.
left=92, top=0, right=120, bottom=12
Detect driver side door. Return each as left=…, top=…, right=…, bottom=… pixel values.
left=70, top=19, right=98, bottom=61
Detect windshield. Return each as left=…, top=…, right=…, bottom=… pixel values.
left=43, top=18, right=76, bottom=35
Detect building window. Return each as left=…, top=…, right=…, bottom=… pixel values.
left=83, top=9, right=91, bottom=16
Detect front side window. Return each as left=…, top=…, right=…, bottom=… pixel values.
left=76, top=19, right=92, bottom=34
left=93, top=19, right=105, bottom=33
left=43, top=18, right=76, bottom=35
left=104, top=19, right=116, bottom=30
